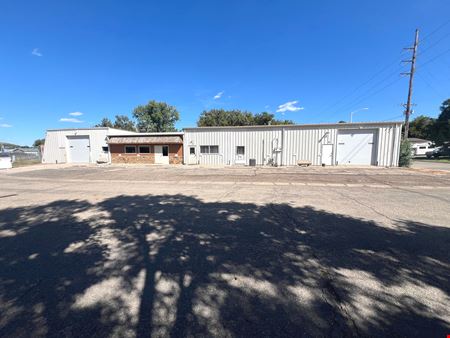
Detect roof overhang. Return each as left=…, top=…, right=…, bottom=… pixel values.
left=107, top=135, right=183, bottom=144
left=183, top=121, right=403, bottom=131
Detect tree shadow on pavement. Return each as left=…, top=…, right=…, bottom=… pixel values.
left=0, top=195, right=449, bottom=337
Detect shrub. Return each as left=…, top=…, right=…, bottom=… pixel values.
left=399, top=139, right=412, bottom=167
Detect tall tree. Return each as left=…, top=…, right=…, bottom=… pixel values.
left=113, top=115, right=136, bottom=131
left=95, top=118, right=113, bottom=128
left=198, top=109, right=254, bottom=127
left=433, top=99, right=450, bottom=145
left=253, top=112, right=275, bottom=125
left=133, top=100, right=179, bottom=132
left=198, top=109, right=294, bottom=127
left=409, top=115, right=435, bottom=140
left=271, top=118, right=295, bottom=125
left=33, top=138, right=45, bottom=147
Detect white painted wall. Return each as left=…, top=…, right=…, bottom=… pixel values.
left=183, top=122, right=402, bottom=167
left=42, top=128, right=136, bottom=164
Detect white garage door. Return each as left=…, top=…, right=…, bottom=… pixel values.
left=337, top=130, right=376, bottom=165
left=67, top=136, right=90, bottom=163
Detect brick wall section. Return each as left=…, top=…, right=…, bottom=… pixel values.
left=109, top=144, right=183, bottom=164
left=169, top=144, right=183, bottom=164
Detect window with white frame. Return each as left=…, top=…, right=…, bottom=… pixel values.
left=200, top=145, right=219, bottom=154
left=236, top=146, right=245, bottom=155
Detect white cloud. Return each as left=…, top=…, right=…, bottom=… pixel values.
left=214, top=91, right=224, bottom=100
left=276, top=100, right=304, bottom=113
left=59, top=118, right=83, bottom=123
left=31, top=48, right=42, bottom=57
left=0, top=123, right=12, bottom=128
left=69, top=111, right=83, bottom=116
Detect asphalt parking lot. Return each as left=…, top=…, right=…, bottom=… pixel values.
left=1, top=165, right=449, bottom=337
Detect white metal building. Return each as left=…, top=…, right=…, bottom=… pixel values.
left=183, top=122, right=402, bottom=167
left=42, top=128, right=136, bottom=164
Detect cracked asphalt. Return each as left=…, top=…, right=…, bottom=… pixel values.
left=0, top=164, right=449, bottom=337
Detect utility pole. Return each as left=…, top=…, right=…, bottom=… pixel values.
left=401, top=29, right=419, bottom=139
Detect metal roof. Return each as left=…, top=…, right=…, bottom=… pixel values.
left=46, top=127, right=111, bottom=131
left=109, top=132, right=184, bottom=137
left=107, top=135, right=183, bottom=144
left=183, top=121, right=403, bottom=131
left=46, top=127, right=138, bottom=133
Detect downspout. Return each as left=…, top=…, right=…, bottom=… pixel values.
left=281, top=127, right=285, bottom=166
left=262, top=139, right=264, bottom=166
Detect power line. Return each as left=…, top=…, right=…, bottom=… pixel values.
left=420, top=18, right=450, bottom=43
left=417, top=72, right=444, bottom=98
left=339, top=77, right=403, bottom=114
left=318, top=59, right=401, bottom=115
left=418, top=45, right=450, bottom=68
left=384, top=114, right=404, bottom=121
left=318, top=19, right=450, bottom=122
left=417, top=29, right=450, bottom=57
left=328, top=64, right=405, bottom=116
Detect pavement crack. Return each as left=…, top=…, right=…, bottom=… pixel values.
left=331, top=187, right=395, bottom=222
left=266, top=203, right=361, bottom=337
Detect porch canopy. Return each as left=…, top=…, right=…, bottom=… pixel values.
left=108, top=135, right=183, bottom=144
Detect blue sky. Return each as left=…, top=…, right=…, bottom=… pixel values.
left=1, top=0, right=449, bottom=145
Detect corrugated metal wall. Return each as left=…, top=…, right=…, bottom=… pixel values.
left=184, top=128, right=283, bottom=166
left=282, top=127, right=337, bottom=166
left=42, top=129, right=110, bottom=164
left=184, top=123, right=402, bottom=167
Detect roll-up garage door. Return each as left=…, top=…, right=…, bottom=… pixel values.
left=67, top=136, right=90, bottom=163
left=337, top=130, right=376, bottom=165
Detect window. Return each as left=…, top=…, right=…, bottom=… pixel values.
left=419, top=146, right=427, bottom=149
left=125, top=146, right=136, bottom=153
left=139, top=146, right=150, bottom=153
left=190, top=147, right=195, bottom=155
left=236, top=146, right=245, bottom=155
left=102, top=146, right=109, bottom=152
left=200, top=145, right=219, bottom=154
left=162, top=145, right=169, bottom=156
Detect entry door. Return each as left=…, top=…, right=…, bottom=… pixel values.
left=188, top=146, right=197, bottom=164
left=154, top=145, right=169, bottom=164
left=67, top=136, right=90, bottom=163
left=235, top=146, right=245, bottom=164
left=337, top=130, right=376, bottom=165
left=321, top=144, right=333, bottom=165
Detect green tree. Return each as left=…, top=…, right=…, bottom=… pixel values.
left=399, top=139, right=412, bottom=167
left=113, top=115, right=136, bottom=131
left=133, top=100, right=179, bottom=132
left=95, top=118, right=113, bottom=128
left=253, top=112, right=275, bottom=125
left=271, top=118, right=295, bottom=125
left=198, top=109, right=294, bottom=127
left=433, top=99, right=450, bottom=145
left=197, top=109, right=253, bottom=127
left=409, top=115, right=435, bottom=140
left=33, top=138, right=45, bottom=147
